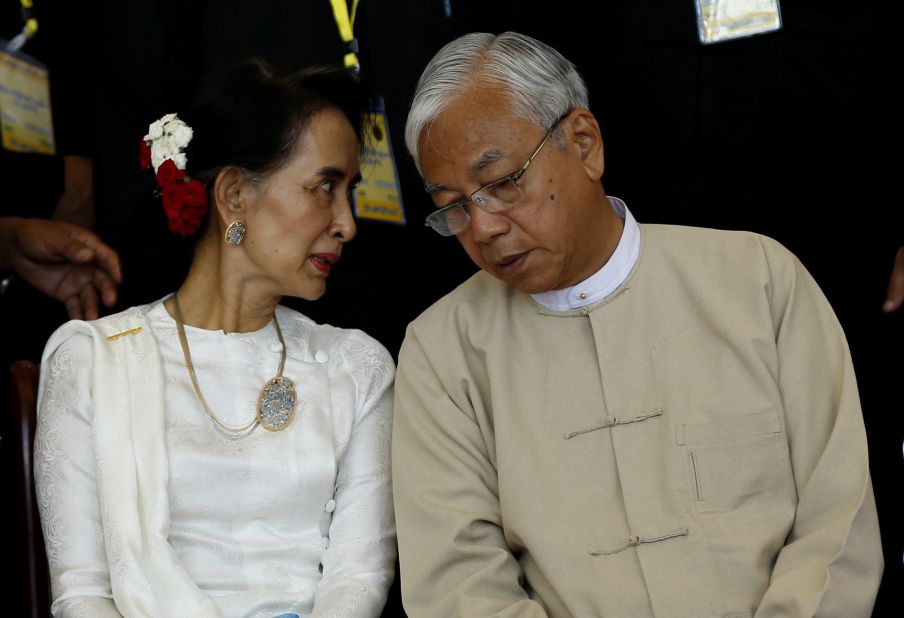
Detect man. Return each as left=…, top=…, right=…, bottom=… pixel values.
left=0, top=217, right=120, bottom=320
left=392, top=31, right=882, bottom=617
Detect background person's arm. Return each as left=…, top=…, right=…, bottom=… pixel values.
left=52, top=155, right=95, bottom=229
left=0, top=217, right=120, bottom=319
left=883, top=246, right=904, bottom=313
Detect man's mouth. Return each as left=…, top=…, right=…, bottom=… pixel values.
left=495, top=251, right=529, bottom=274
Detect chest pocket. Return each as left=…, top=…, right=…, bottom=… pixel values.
left=677, top=407, right=797, bottom=527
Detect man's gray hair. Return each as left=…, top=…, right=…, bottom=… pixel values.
left=405, top=31, right=589, bottom=173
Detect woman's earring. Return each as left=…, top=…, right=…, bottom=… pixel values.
left=224, top=221, right=246, bottom=246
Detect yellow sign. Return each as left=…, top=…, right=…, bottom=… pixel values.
left=355, top=105, right=405, bottom=224
left=0, top=49, right=55, bottom=154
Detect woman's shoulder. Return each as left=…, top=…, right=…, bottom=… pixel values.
left=43, top=301, right=159, bottom=363
left=275, top=305, right=394, bottom=372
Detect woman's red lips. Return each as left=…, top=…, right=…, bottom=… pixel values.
left=310, top=253, right=340, bottom=274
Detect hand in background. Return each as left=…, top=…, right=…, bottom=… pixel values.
left=51, top=156, right=96, bottom=228
left=1, top=217, right=122, bottom=320
left=884, top=247, right=904, bottom=314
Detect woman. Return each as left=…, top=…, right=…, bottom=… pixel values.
left=34, top=60, right=395, bottom=617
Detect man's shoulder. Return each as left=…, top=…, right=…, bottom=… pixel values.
left=641, top=223, right=798, bottom=269
left=636, top=224, right=809, bottom=310
left=410, top=270, right=512, bottom=328
left=401, top=270, right=526, bottom=358
left=643, top=222, right=775, bottom=249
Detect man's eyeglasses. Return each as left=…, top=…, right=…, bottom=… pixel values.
left=424, top=114, right=568, bottom=236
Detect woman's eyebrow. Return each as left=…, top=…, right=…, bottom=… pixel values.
left=312, top=166, right=347, bottom=179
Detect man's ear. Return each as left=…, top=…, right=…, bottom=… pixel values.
left=212, top=167, right=253, bottom=225
left=565, top=109, right=605, bottom=181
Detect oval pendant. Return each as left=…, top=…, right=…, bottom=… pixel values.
left=257, top=376, right=297, bottom=431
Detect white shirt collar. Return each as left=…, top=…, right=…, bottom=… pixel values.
left=530, top=196, right=640, bottom=311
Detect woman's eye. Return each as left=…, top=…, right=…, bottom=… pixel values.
left=321, top=180, right=335, bottom=194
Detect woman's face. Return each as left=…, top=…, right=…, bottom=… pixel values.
left=240, top=107, right=360, bottom=301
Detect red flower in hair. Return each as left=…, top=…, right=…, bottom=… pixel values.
left=183, top=178, right=208, bottom=207
left=168, top=218, right=196, bottom=237
left=156, top=159, right=184, bottom=187
left=178, top=199, right=208, bottom=235
left=142, top=113, right=208, bottom=237
left=161, top=181, right=185, bottom=213
left=159, top=176, right=208, bottom=237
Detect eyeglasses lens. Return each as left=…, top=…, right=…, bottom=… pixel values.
left=479, top=178, right=521, bottom=207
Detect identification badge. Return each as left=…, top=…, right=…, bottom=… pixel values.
left=0, top=45, right=54, bottom=154
left=695, top=0, right=782, bottom=45
left=355, top=96, right=406, bottom=224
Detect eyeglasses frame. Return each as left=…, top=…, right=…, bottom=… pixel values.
left=424, top=112, right=570, bottom=236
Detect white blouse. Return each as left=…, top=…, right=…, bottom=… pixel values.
left=35, top=299, right=396, bottom=617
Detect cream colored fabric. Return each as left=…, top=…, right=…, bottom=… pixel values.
left=393, top=225, right=883, bottom=618
left=36, top=298, right=396, bottom=617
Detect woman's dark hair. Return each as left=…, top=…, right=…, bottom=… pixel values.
left=185, top=57, right=374, bottom=189
left=137, top=58, right=373, bottom=298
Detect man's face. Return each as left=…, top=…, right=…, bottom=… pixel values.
left=418, top=88, right=609, bottom=294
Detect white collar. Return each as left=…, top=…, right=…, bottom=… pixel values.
left=530, top=196, right=640, bottom=311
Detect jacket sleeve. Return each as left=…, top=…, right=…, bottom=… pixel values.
left=35, top=327, right=124, bottom=618
left=311, top=332, right=397, bottom=617
left=755, top=239, right=883, bottom=617
left=392, top=327, right=549, bottom=618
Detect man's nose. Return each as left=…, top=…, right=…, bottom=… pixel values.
left=468, top=202, right=510, bottom=242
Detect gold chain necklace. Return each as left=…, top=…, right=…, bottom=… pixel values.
left=172, top=294, right=298, bottom=439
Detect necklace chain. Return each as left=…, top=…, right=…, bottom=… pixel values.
left=172, top=294, right=291, bottom=439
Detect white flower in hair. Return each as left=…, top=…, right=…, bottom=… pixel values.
left=171, top=152, right=188, bottom=170
left=144, top=113, right=194, bottom=173
left=145, top=113, right=176, bottom=140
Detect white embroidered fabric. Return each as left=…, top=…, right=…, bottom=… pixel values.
left=35, top=299, right=396, bottom=617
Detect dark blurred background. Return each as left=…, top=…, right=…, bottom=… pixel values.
left=2, top=1, right=900, bottom=616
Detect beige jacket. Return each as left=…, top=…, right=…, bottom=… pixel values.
left=393, top=225, right=882, bottom=618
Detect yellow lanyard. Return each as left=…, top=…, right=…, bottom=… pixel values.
left=328, top=0, right=360, bottom=70
left=20, top=0, right=38, bottom=38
